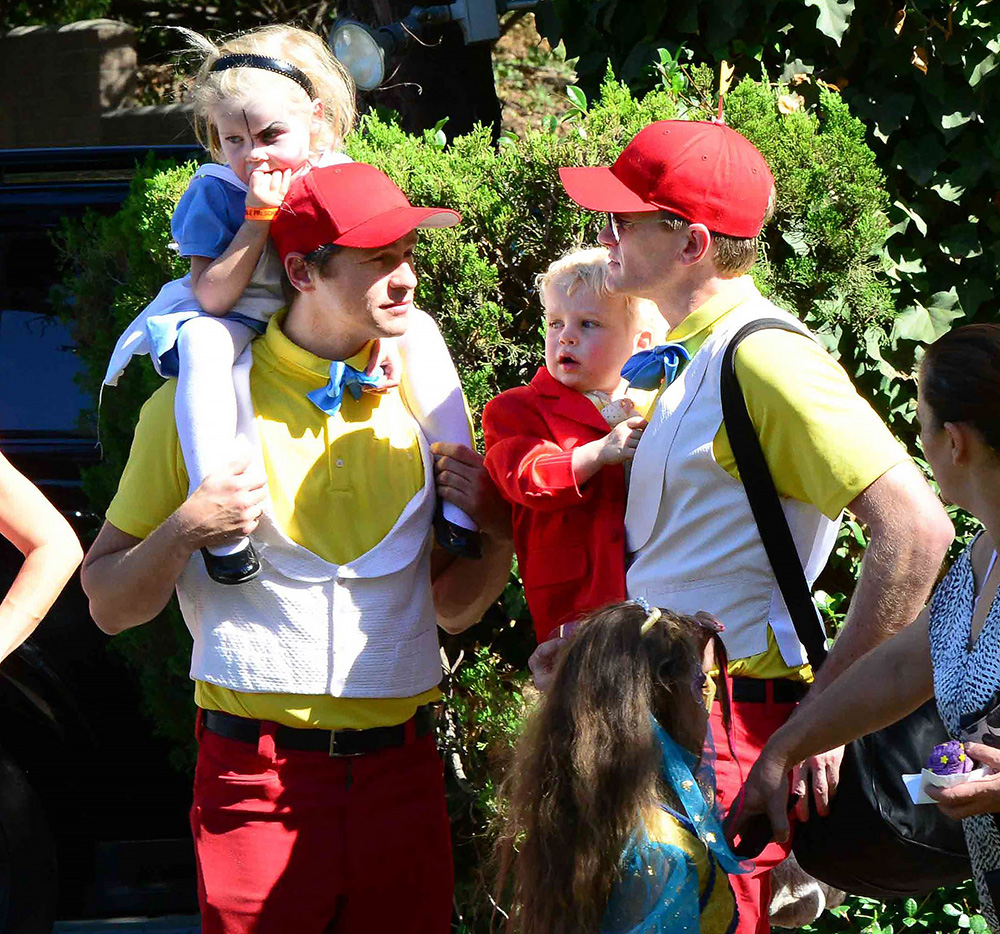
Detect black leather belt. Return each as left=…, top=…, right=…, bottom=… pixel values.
left=202, top=705, right=436, bottom=756
left=727, top=676, right=809, bottom=704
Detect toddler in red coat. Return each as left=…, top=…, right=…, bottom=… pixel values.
left=483, top=247, right=665, bottom=646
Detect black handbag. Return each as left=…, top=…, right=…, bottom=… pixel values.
left=721, top=318, right=971, bottom=898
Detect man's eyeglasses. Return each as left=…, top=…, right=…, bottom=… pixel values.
left=606, top=212, right=678, bottom=242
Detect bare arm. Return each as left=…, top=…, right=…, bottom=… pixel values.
left=0, top=451, right=83, bottom=660
left=190, top=168, right=291, bottom=315
left=81, top=453, right=267, bottom=634
left=571, top=416, right=647, bottom=486
left=737, top=610, right=934, bottom=842
left=82, top=521, right=191, bottom=632
left=790, top=460, right=951, bottom=818
left=431, top=443, right=515, bottom=634
left=809, top=459, right=953, bottom=694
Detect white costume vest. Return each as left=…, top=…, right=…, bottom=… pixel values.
left=177, top=349, right=442, bottom=697
left=625, top=298, right=841, bottom=665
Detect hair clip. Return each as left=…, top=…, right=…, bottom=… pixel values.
left=637, top=599, right=661, bottom=636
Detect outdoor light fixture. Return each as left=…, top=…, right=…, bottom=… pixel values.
left=330, top=0, right=538, bottom=91
left=330, top=20, right=388, bottom=92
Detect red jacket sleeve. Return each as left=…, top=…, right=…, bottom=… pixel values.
left=482, top=394, right=593, bottom=511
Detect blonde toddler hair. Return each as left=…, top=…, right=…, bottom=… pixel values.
left=181, top=25, right=356, bottom=163
left=537, top=247, right=666, bottom=344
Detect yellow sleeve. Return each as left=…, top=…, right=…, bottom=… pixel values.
left=105, top=383, right=189, bottom=538
left=714, top=329, right=909, bottom=520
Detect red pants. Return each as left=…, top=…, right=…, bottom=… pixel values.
left=190, top=719, right=454, bottom=934
left=710, top=693, right=796, bottom=934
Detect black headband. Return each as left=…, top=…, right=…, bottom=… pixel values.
left=209, top=53, right=316, bottom=100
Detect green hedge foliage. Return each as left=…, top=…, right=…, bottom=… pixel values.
left=56, top=73, right=905, bottom=929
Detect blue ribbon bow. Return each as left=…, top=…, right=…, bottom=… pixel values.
left=620, top=343, right=690, bottom=390
left=307, top=360, right=384, bottom=416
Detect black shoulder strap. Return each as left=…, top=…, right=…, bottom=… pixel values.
left=720, top=318, right=829, bottom=671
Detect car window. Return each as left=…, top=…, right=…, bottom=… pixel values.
left=0, top=310, right=91, bottom=435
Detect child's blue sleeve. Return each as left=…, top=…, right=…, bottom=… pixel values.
left=171, top=174, right=246, bottom=259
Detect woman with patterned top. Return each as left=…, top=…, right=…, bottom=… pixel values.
left=734, top=323, right=1000, bottom=930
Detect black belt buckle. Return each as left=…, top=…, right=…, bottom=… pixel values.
left=328, top=730, right=369, bottom=757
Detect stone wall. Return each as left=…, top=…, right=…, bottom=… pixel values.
left=0, top=19, right=195, bottom=148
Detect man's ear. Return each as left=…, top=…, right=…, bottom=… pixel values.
left=633, top=327, right=654, bottom=352
left=284, top=253, right=315, bottom=293
left=678, top=223, right=712, bottom=267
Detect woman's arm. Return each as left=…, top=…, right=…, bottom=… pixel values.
left=81, top=452, right=267, bottom=633
left=0, top=451, right=83, bottom=661
left=734, top=609, right=935, bottom=842
left=190, top=167, right=291, bottom=315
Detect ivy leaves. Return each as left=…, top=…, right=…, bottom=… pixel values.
left=804, top=0, right=856, bottom=46
left=891, top=289, right=963, bottom=343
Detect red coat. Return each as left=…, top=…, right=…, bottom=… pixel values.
left=483, top=367, right=628, bottom=642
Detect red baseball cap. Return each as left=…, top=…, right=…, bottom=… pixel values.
left=559, top=120, right=774, bottom=238
left=271, top=162, right=460, bottom=260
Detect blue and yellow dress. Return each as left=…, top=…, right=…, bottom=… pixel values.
left=602, top=723, right=747, bottom=934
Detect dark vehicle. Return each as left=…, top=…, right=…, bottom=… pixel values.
left=0, top=146, right=201, bottom=930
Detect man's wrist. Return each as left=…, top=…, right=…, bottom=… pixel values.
left=165, top=503, right=206, bottom=558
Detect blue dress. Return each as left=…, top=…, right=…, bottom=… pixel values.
left=103, top=163, right=283, bottom=386
left=601, top=724, right=748, bottom=934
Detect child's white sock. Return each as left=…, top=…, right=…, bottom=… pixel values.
left=175, top=315, right=257, bottom=557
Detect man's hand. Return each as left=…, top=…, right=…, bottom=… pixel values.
left=791, top=746, right=845, bottom=820
left=366, top=338, right=401, bottom=391
left=727, top=744, right=796, bottom=847
left=432, top=442, right=512, bottom=542
left=246, top=167, right=292, bottom=211
left=599, top=416, right=647, bottom=466
left=176, top=449, right=268, bottom=552
left=926, top=743, right=1000, bottom=819
left=528, top=636, right=568, bottom=693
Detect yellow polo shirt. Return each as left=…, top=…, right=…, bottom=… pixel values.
left=666, top=277, right=909, bottom=680
left=107, top=312, right=441, bottom=728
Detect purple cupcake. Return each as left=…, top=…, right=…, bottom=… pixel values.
left=927, top=740, right=975, bottom=775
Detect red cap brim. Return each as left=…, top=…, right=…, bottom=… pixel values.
left=558, top=166, right=659, bottom=212
left=334, top=206, right=461, bottom=249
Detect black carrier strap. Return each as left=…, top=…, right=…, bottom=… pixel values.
left=720, top=318, right=829, bottom=671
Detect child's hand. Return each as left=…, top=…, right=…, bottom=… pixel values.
left=528, top=636, right=568, bottom=693
left=600, top=396, right=636, bottom=428
left=363, top=338, right=402, bottom=392
left=246, top=167, right=292, bottom=212
left=600, top=416, right=647, bottom=465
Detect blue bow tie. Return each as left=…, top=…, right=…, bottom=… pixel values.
left=307, top=360, right=384, bottom=416
left=620, top=343, right=690, bottom=390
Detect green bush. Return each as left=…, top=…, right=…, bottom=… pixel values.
left=801, top=879, right=989, bottom=934
left=56, top=72, right=902, bottom=929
